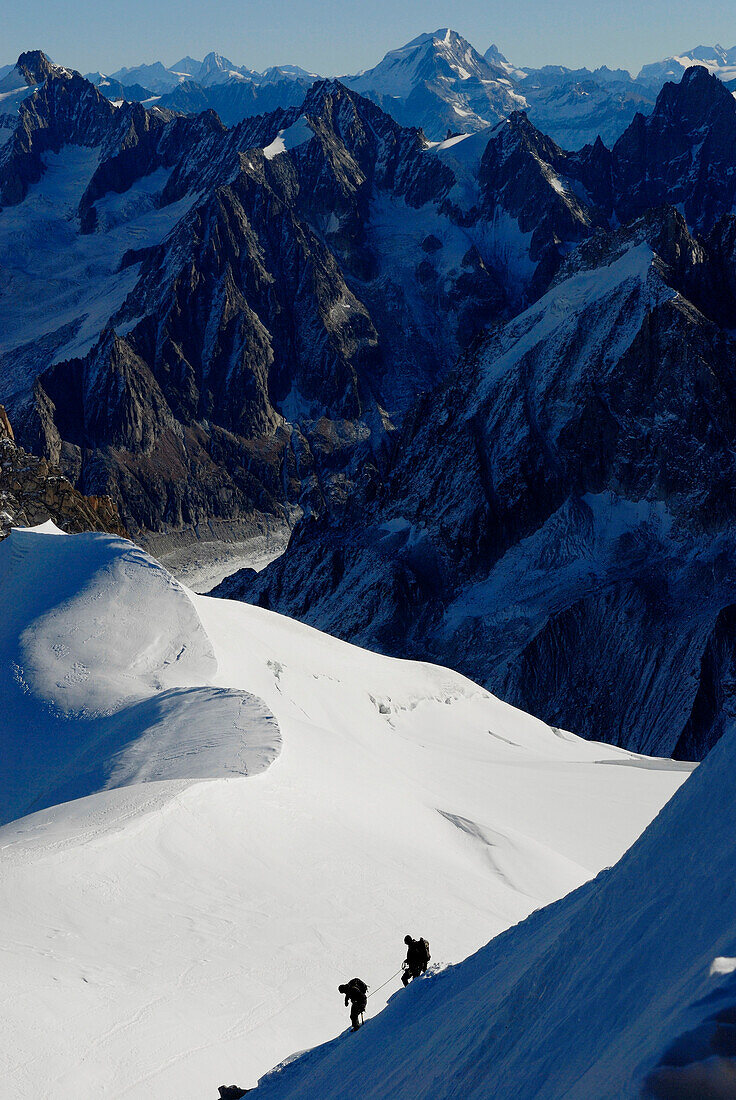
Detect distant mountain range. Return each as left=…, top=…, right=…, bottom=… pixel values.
left=5, top=41, right=736, bottom=759
left=4, top=34, right=736, bottom=150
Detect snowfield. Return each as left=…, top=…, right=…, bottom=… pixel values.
left=254, top=691, right=736, bottom=1100
left=0, top=525, right=692, bottom=1097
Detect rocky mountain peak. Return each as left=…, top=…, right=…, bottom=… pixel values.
left=654, top=63, right=736, bottom=125
left=301, top=78, right=408, bottom=140
left=491, top=109, right=562, bottom=158
left=0, top=73, right=117, bottom=206
left=198, top=51, right=248, bottom=83
left=484, top=43, right=509, bottom=65
left=14, top=50, right=56, bottom=85
left=612, top=64, right=736, bottom=230
left=478, top=111, right=599, bottom=276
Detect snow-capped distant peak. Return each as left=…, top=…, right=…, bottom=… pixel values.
left=259, top=64, right=321, bottom=84
left=347, top=27, right=505, bottom=100
left=199, top=50, right=236, bottom=73
left=637, top=42, right=736, bottom=86
left=197, top=50, right=259, bottom=86
left=168, top=55, right=202, bottom=77
left=484, top=42, right=528, bottom=81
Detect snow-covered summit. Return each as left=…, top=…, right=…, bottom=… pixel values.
left=347, top=27, right=515, bottom=97
left=344, top=28, right=526, bottom=139
left=484, top=42, right=528, bottom=81
left=0, top=524, right=279, bottom=824
left=638, top=43, right=736, bottom=86
left=197, top=51, right=259, bottom=86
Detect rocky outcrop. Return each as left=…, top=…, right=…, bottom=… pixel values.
left=0, top=405, right=14, bottom=442
left=0, top=405, right=126, bottom=538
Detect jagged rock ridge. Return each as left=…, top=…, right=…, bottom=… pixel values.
left=6, top=60, right=736, bottom=756
left=1, top=68, right=599, bottom=551
left=220, top=199, right=736, bottom=760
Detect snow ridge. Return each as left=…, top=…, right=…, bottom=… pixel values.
left=0, top=524, right=687, bottom=1096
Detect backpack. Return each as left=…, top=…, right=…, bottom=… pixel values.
left=350, top=977, right=368, bottom=996
left=419, top=938, right=431, bottom=965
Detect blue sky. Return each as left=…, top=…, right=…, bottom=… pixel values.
left=7, top=0, right=736, bottom=78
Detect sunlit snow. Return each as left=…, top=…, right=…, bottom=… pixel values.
left=0, top=524, right=690, bottom=1097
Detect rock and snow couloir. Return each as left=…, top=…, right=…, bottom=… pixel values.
left=0, top=524, right=690, bottom=1096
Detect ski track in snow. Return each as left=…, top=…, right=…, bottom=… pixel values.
left=0, top=524, right=692, bottom=1098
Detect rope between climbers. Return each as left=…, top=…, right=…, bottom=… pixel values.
left=367, top=968, right=403, bottom=999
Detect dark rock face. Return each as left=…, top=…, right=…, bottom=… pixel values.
left=2, top=71, right=594, bottom=544
left=0, top=405, right=126, bottom=539
left=672, top=604, right=736, bottom=760
left=476, top=112, right=604, bottom=293
left=77, top=106, right=225, bottom=232
left=24, top=331, right=294, bottom=536
left=611, top=66, right=736, bottom=230
left=221, top=209, right=736, bottom=759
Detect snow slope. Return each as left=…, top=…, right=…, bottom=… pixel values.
left=0, top=525, right=691, bottom=1097
left=0, top=523, right=279, bottom=825
left=254, top=692, right=736, bottom=1100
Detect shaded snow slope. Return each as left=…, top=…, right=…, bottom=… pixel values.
left=0, top=146, right=197, bottom=401
left=0, top=526, right=690, bottom=1097
left=254, top=709, right=736, bottom=1100
left=0, top=523, right=279, bottom=824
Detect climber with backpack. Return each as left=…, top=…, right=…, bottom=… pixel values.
left=338, top=977, right=368, bottom=1031
left=401, top=934, right=430, bottom=986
